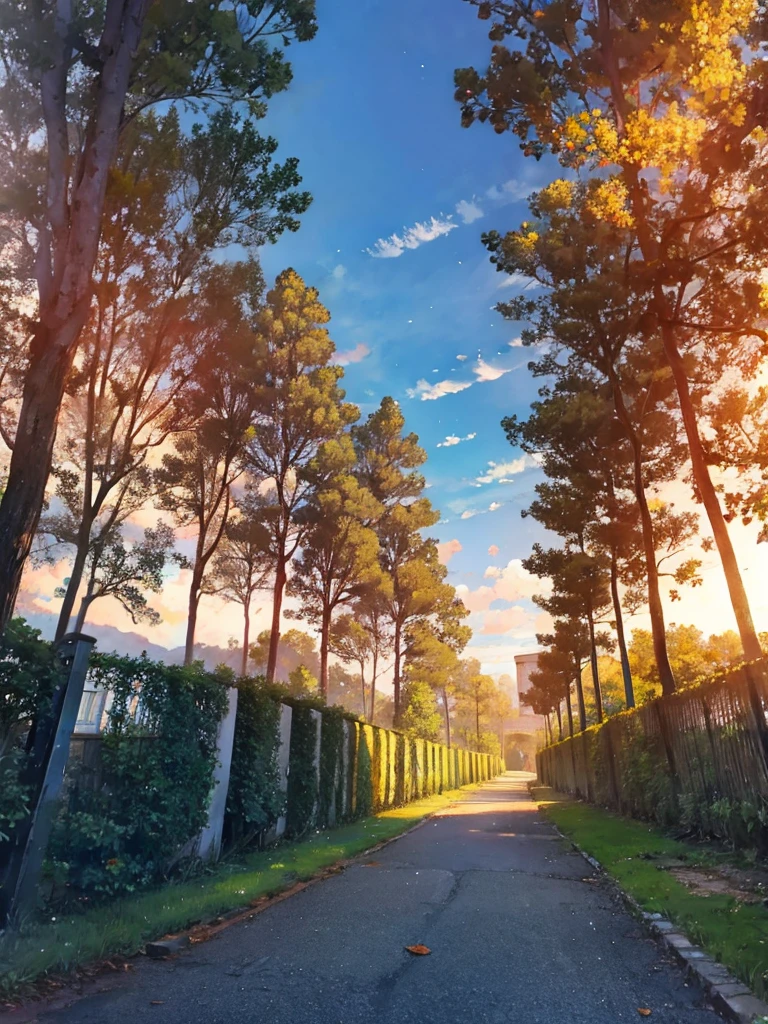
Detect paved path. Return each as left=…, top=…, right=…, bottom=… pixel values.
left=39, top=773, right=717, bottom=1024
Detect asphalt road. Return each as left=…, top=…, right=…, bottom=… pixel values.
left=38, top=772, right=717, bottom=1024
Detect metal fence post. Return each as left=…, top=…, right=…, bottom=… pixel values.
left=0, top=633, right=95, bottom=926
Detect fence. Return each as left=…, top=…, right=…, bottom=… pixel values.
left=536, top=660, right=768, bottom=850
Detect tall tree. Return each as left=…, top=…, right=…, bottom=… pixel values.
left=288, top=437, right=383, bottom=696
left=455, top=0, right=768, bottom=664
left=208, top=490, right=272, bottom=677
left=329, top=614, right=375, bottom=719
left=246, top=270, right=358, bottom=682
left=0, top=0, right=318, bottom=629
left=155, top=350, right=254, bottom=664
left=46, top=106, right=308, bottom=639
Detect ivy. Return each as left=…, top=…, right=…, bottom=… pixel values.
left=286, top=706, right=320, bottom=839
left=49, top=654, right=228, bottom=898
left=225, top=678, right=282, bottom=849
left=318, top=707, right=345, bottom=829
left=0, top=619, right=63, bottom=844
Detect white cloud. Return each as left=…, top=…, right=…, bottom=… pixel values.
left=458, top=501, right=503, bottom=522
left=484, top=566, right=503, bottom=579
left=437, top=432, right=476, bottom=448
left=497, top=272, right=539, bottom=290
left=367, top=215, right=458, bottom=259
left=456, top=198, right=484, bottom=224
left=407, top=378, right=473, bottom=401
left=486, top=178, right=534, bottom=203
left=473, top=357, right=510, bottom=383
left=456, top=354, right=468, bottom=361
left=475, top=456, right=531, bottom=485
left=437, top=538, right=462, bottom=564
left=488, top=544, right=500, bottom=557
left=331, top=264, right=347, bottom=280
left=508, top=337, right=524, bottom=348
left=332, top=342, right=370, bottom=366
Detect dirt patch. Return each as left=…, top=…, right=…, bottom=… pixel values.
left=669, top=866, right=768, bottom=903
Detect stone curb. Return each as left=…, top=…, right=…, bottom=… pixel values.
left=532, top=786, right=768, bottom=1024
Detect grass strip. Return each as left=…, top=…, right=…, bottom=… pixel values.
left=533, top=786, right=768, bottom=1001
left=0, top=785, right=475, bottom=1001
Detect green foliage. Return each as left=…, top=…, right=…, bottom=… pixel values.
left=0, top=619, right=63, bottom=843
left=225, top=678, right=283, bottom=847
left=355, top=728, right=373, bottom=818
left=49, top=654, right=228, bottom=898
left=286, top=706, right=319, bottom=838
left=400, top=679, right=442, bottom=741
left=318, top=707, right=346, bottom=828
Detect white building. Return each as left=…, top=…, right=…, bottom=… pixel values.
left=513, top=652, right=546, bottom=735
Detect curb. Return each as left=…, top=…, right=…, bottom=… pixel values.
left=533, top=787, right=768, bottom=1024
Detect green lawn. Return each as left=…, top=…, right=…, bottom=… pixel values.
left=0, top=786, right=473, bottom=1001
left=534, top=786, right=768, bottom=1001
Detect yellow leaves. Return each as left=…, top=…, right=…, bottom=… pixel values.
left=585, top=178, right=634, bottom=228
left=537, top=178, right=575, bottom=212
left=617, top=104, right=707, bottom=185
left=680, top=0, right=754, bottom=100
left=758, top=278, right=768, bottom=312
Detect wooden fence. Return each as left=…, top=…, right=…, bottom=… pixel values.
left=536, top=660, right=768, bottom=849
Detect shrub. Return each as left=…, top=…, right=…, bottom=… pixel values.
left=49, top=655, right=228, bottom=899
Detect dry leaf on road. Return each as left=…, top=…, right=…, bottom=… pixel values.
left=637, top=1010, right=652, bottom=1017
left=405, top=944, right=431, bottom=955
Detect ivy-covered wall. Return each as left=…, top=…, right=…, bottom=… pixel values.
left=2, top=622, right=503, bottom=910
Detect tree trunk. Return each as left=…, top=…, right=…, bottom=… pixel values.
left=585, top=607, right=604, bottom=722
left=267, top=560, right=287, bottom=683
left=476, top=697, right=480, bottom=746
left=370, top=648, right=378, bottom=725
left=0, top=341, right=76, bottom=627
left=564, top=687, right=574, bottom=738
left=609, top=370, right=677, bottom=694
left=359, top=662, right=367, bottom=720
left=241, top=601, right=251, bottom=677
left=0, top=0, right=151, bottom=635
left=74, top=592, right=96, bottom=633
left=184, top=563, right=205, bottom=666
left=658, top=314, right=762, bottom=662
left=319, top=606, right=330, bottom=698
left=55, top=518, right=94, bottom=640
left=393, top=620, right=402, bottom=726
left=555, top=699, right=563, bottom=741
left=574, top=660, right=587, bottom=732
left=610, top=547, right=635, bottom=708
left=442, top=686, right=452, bottom=748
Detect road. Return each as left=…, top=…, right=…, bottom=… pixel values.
left=38, top=773, right=716, bottom=1024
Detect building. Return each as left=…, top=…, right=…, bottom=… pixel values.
left=512, top=652, right=546, bottom=736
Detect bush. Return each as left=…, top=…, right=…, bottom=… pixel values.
left=0, top=620, right=63, bottom=844
left=49, top=655, right=228, bottom=899
left=225, top=678, right=283, bottom=848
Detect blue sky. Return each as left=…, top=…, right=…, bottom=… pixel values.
left=255, top=0, right=558, bottom=670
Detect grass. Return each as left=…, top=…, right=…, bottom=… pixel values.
left=0, top=785, right=474, bottom=1002
left=533, top=786, right=768, bottom=1001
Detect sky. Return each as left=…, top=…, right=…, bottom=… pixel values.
left=16, top=0, right=768, bottom=680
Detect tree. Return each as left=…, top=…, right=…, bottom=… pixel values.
left=208, top=490, right=272, bottom=677
left=455, top=0, right=768, bottom=664
left=155, top=350, right=255, bottom=664
left=47, top=105, right=308, bottom=640
left=401, top=679, right=443, bottom=741
left=329, top=614, right=375, bottom=720
left=0, top=0, right=318, bottom=630
left=349, top=583, right=393, bottom=725
left=524, top=543, right=612, bottom=721
left=246, top=269, right=358, bottom=682
left=63, top=524, right=179, bottom=633
left=453, top=659, right=497, bottom=748
left=404, top=622, right=461, bottom=745
left=250, top=628, right=320, bottom=682
left=537, top=617, right=593, bottom=733
left=288, top=438, right=383, bottom=696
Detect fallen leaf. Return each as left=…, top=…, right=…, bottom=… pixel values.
left=638, top=1010, right=652, bottom=1017
left=150, top=1000, right=164, bottom=1006
left=405, top=944, right=431, bottom=956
